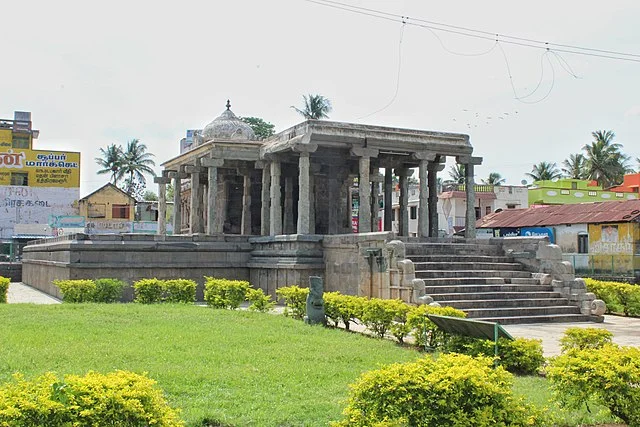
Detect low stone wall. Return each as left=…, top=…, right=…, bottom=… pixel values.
left=0, top=263, right=21, bottom=282
left=21, top=233, right=252, bottom=301
left=247, top=234, right=325, bottom=297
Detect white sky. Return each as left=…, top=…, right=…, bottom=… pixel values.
left=2, top=0, right=639, bottom=196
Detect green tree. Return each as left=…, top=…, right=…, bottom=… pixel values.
left=481, top=172, right=506, bottom=186
left=291, top=94, right=332, bottom=120
left=526, top=161, right=562, bottom=182
left=239, top=116, right=275, bottom=140
left=562, top=153, right=587, bottom=179
left=95, top=144, right=124, bottom=184
left=142, top=190, right=158, bottom=201
left=582, top=130, right=632, bottom=188
left=120, top=139, right=156, bottom=196
left=448, top=164, right=466, bottom=184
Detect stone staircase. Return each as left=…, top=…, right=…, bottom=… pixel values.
left=404, top=241, right=594, bottom=325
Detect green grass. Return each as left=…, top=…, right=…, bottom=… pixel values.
left=0, top=304, right=419, bottom=426
left=0, top=304, right=621, bottom=426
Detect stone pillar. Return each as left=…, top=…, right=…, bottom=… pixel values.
left=269, top=161, right=282, bottom=235
left=185, top=161, right=203, bottom=234
left=327, top=172, right=339, bottom=234
left=241, top=171, right=252, bottom=235
left=384, top=168, right=393, bottom=231
left=351, top=147, right=379, bottom=233
left=169, top=170, right=187, bottom=234
left=284, top=176, right=295, bottom=234
left=457, top=156, right=483, bottom=239
left=258, top=161, right=270, bottom=236
left=309, top=172, right=316, bottom=234
left=428, top=160, right=444, bottom=237
left=154, top=174, right=171, bottom=235
left=216, top=179, right=228, bottom=233
left=346, top=176, right=353, bottom=232
left=418, top=159, right=429, bottom=238
left=201, top=158, right=224, bottom=235
left=396, top=168, right=412, bottom=236
left=371, top=173, right=383, bottom=232
left=297, top=152, right=311, bottom=234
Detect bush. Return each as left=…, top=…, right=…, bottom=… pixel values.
left=333, top=353, right=542, bottom=427
left=275, top=285, right=309, bottom=320
left=559, top=327, right=613, bottom=353
left=0, top=276, right=9, bottom=304
left=548, top=344, right=640, bottom=426
left=54, top=279, right=97, bottom=303
left=94, top=278, right=126, bottom=303
left=204, top=278, right=250, bottom=309
left=246, top=288, right=275, bottom=312
left=323, top=292, right=365, bottom=331
left=406, top=304, right=466, bottom=349
left=0, top=370, right=183, bottom=426
left=360, top=298, right=404, bottom=339
left=134, top=278, right=165, bottom=304
left=446, top=336, right=545, bottom=375
left=164, top=279, right=197, bottom=304
left=584, top=278, right=640, bottom=316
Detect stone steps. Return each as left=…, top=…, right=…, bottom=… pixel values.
left=402, top=239, right=592, bottom=324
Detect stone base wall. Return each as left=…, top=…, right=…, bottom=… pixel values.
left=248, top=235, right=325, bottom=297
left=21, top=233, right=252, bottom=301
left=0, top=263, right=21, bottom=282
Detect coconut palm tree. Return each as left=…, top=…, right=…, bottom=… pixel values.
left=562, top=153, right=587, bottom=179
left=526, top=161, right=562, bottom=182
left=481, top=172, right=506, bottom=186
left=291, top=94, right=332, bottom=120
left=582, top=130, right=632, bottom=188
left=120, top=139, right=156, bottom=196
left=448, top=164, right=466, bottom=184
left=95, top=144, right=124, bottom=184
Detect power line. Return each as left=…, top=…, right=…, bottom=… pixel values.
left=305, top=0, right=640, bottom=63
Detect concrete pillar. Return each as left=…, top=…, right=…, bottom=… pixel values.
left=201, top=158, right=224, bottom=235
left=284, top=177, right=295, bottom=234
left=154, top=174, right=171, bottom=235
left=418, top=159, right=429, bottom=238
left=297, top=152, right=311, bottom=234
left=384, top=168, right=393, bottom=231
left=428, top=160, right=444, bottom=237
left=241, top=172, right=252, bottom=235
left=259, top=162, right=270, bottom=236
left=269, top=161, right=282, bottom=235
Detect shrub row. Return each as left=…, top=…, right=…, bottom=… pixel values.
left=584, top=277, right=640, bottom=316
left=202, top=277, right=275, bottom=312
left=548, top=331, right=640, bottom=427
left=0, top=370, right=183, bottom=426
left=54, top=278, right=126, bottom=303
left=333, top=353, right=542, bottom=427
left=0, top=276, right=9, bottom=304
left=133, top=279, right=197, bottom=304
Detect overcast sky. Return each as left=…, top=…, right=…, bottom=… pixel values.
left=2, top=0, right=639, bottom=196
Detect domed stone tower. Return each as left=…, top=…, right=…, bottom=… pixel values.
left=200, top=100, right=256, bottom=143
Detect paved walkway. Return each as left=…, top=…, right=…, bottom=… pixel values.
left=6, top=283, right=640, bottom=357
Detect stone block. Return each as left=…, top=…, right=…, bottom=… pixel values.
left=397, top=259, right=415, bottom=275
left=537, top=244, right=562, bottom=260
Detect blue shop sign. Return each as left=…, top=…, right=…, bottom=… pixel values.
left=497, top=228, right=520, bottom=238
left=521, top=227, right=555, bottom=243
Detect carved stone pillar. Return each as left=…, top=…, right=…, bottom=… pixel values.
left=351, top=147, right=379, bottom=233
left=428, top=160, right=445, bottom=237
left=296, top=152, right=311, bottom=234
left=258, top=161, right=270, bottom=236
left=169, top=170, right=187, bottom=234
left=185, top=161, right=203, bottom=234
left=283, top=176, right=295, bottom=234
left=241, top=171, right=252, bottom=235
left=269, top=161, right=282, bottom=235
left=457, top=156, right=483, bottom=238
left=154, top=174, right=171, bottom=235
left=371, top=173, right=383, bottom=232
left=384, top=168, right=393, bottom=231
left=418, top=159, right=429, bottom=238
left=395, top=168, right=412, bottom=236
left=201, top=158, right=224, bottom=235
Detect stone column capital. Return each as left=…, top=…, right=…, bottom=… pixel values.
left=413, top=151, right=439, bottom=161
left=184, top=165, right=204, bottom=174
left=153, top=176, right=171, bottom=184
left=201, top=157, right=224, bottom=168
left=394, top=168, right=414, bottom=177
left=456, top=155, right=483, bottom=165
left=351, top=147, right=379, bottom=158
left=168, top=171, right=188, bottom=179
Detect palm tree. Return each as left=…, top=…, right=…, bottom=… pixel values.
left=448, top=164, right=466, bottom=184
left=562, top=153, right=587, bottom=179
left=95, top=144, right=124, bottom=184
left=582, top=130, right=632, bottom=188
left=526, top=161, right=562, bottom=182
left=120, top=139, right=156, bottom=195
left=291, top=94, right=332, bottom=120
left=481, top=172, right=506, bottom=186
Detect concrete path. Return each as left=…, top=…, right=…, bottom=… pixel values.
left=5, top=282, right=639, bottom=357
left=7, top=282, right=60, bottom=304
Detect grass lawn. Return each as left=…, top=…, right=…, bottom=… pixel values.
left=0, top=304, right=620, bottom=426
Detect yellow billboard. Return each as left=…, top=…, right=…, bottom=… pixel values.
left=0, top=146, right=80, bottom=188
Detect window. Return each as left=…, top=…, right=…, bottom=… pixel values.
left=88, top=203, right=106, bottom=218
left=410, top=206, right=417, bottom=219
left=485, top=206, right=491, bottom=215
left=588, top=191, right=597, bottom=196
left=578, top=234, right=588, bottom=254
left=506, top=204, right=516, bottom=209
left=10, top=172, right=28, bottom=186
left=11, top=133, right=29, bottom=149
left=475, top=207, right=481, bottom=219
left=112, top=204, right=131, bottom=219
left=571, top=182, right=578, bottom=190
left=616, top=193, right=624, bottom=198
left=561, top=189, right=570, bottom=195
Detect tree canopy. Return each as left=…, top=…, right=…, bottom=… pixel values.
left=95, top=139, right=156, bottom=199
left=291, top=94, right=332, bottom=120
left=481, top=172, right=506, bottom=186
left=240, top=116, right=275, bottom=140
left=526, top=161, right=562, bottom=182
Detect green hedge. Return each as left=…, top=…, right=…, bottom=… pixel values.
left=94, top=278, right=126, bottom=303
left=0, top=276, right=9, bottom=304
left=276, top=285, right=309, bottom=320
left=203, top=277, right=250, bottom=309
left=0, top=370, right=183, bottom=426
left=333, top=353, right=542, bottom=426
left=133, top=278, right=165, bottom=304
left=54, top=279, right=98, bottom=303
left=246, top=288, right=275, bottom=312
left=584, top=278, right=640, bottom=316
left=323, top=292, right=365, bottom=331
left=559, top=327, right=613, bottom=353
left=164, top=279, right=197, bottom=304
